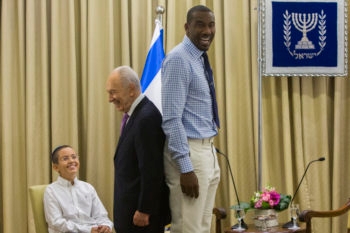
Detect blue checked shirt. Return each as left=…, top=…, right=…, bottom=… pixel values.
left=161, top=35, right=218, bottom=173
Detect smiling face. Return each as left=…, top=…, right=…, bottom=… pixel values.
left=52, top=146, right=80, bottom=183
left=106, top=68, right=139, bottom=113
left=185, top=10, right=215, bottom=51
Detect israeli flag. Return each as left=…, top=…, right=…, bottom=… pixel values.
left=140, top=19, right=165, bottom=113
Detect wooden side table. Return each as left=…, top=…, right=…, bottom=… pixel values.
left=224, top=224, right=306, bottom=233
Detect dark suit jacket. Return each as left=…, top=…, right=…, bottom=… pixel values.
left=113, top=96, right=170, bottom=233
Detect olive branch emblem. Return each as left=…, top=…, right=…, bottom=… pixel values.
left=283, top=10, right=327, bottom=59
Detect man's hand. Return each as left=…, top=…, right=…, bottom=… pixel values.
left=180, top=171, right=199, bottom=198
left=133, top=210, right=150, bottom=227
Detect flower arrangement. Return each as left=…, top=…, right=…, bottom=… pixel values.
left=250, top=185, right=291, bottom=211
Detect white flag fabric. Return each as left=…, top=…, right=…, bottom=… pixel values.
left=140, top=19, right=165, bottom=113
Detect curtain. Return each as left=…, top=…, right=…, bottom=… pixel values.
left=0, top=0, right=349, bottom=232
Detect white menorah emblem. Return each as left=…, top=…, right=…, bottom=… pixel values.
left=283, top=10, right=327, bottom=59
left=292, top=13, right=318, bottom=49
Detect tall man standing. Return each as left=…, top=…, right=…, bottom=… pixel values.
left=161, top=5, right=221, bottom=233
left=106, top=66, right=170, bottom=233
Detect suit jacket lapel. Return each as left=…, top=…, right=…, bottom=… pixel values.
left=122, top=97, right=148, bottom=136
left=114, top=97, right=149, bottom=159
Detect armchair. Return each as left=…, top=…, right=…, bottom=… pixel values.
left=213, top=207, right=227, bottom=233
left=29, top=185, right=49, bottom=233
left=299, top=198, right=350, bottom=233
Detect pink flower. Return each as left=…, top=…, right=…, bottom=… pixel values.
left=254, top=200, right=262, bottom=208
left=262, top=192, right=271, bottom=202
left=269, top=191, right=281, bottom=206
left=251, top=186, right=282, bottom=209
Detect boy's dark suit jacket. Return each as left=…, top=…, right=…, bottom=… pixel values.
left=113, top=96, right=170, bottom=233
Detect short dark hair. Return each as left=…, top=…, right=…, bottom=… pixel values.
left=186, top=5, right=212, bottom=23
left=51, top=145, right=71, bottom=164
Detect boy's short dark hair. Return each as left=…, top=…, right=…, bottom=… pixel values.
left=51, top=145, right=71, bottom=164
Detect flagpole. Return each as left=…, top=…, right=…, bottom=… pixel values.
left=257, top=0, right=263, bottom=191
left=156, top=6, right=165, bottom=25
left=140, top=6, right=165, bottom=112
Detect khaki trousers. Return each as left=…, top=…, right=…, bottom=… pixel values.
left=164, top=138, right=221, bottom=233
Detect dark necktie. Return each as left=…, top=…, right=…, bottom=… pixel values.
left=120, top=113, right=129, bottom=134
left=202, top=52, right=220, bottom=128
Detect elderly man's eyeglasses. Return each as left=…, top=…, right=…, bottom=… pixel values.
left=60, top=154, right=79, bottom=162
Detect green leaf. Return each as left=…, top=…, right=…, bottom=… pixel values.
left=230, top=202, right=251, bottom=212
left=275, top=194, right=292, bottom=211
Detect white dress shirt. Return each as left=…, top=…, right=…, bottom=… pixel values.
left=44, top=176, right=113, bottom=233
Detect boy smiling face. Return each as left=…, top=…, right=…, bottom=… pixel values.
left=53, top=146, right=80, bottom=184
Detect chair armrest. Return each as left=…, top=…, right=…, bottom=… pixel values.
left=213, top=207, right=227, bottom=233
left=299, top=198, right=350, bottom=223
left=213, top=207, right=227, bottom=220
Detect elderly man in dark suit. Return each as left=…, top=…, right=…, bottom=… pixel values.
left=106, top=65, right=170, bottom=233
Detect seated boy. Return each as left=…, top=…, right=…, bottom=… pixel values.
left=44, top=145, right=113, bottom=233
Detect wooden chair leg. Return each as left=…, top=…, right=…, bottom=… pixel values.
left=213, top=207, right=227, bottom=233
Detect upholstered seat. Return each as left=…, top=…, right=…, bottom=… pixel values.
left=29, top=185, right=49, bottom=233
